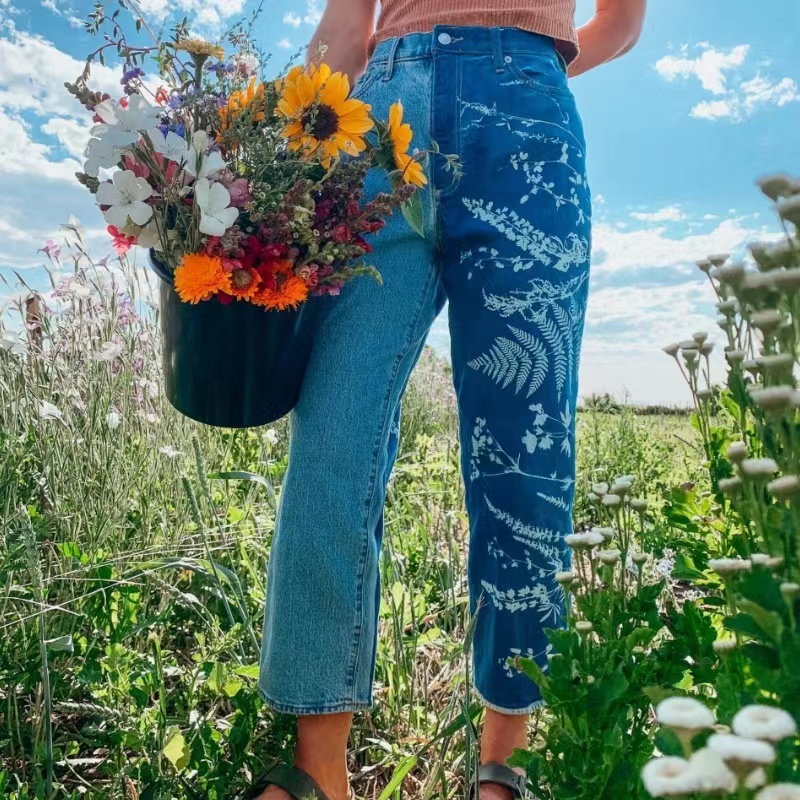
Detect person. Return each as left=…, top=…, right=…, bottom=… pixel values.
left=249, top=1, right=646, bottom=798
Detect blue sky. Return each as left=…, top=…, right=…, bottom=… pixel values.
left=1, top=0, right=798, bottom=404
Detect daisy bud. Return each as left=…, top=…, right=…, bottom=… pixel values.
left=766, top=557, right=784, bottom=569
left=748, top=385, right=795, bottom=411
left=597, top=548, right=621, bottom=565
left=780, top=582, right=800, bottom=601
left=726, top=442, right=748, bottom=463
left=708, top=733, right=776, bottom=776
left=741, top=458, right=779, bottom=478
left=591, top=482, right=609, bottom=496
left=767, top=475, right=800, bottom=499
left=758, top=353, right=795, bottom=372
left=757, top=173, right=794, bottom=201
left=750, top=553, right=772, bottom=566
left=743, top=359, right=762, bottom=374
left=565, top=531, right=604, bottom=549
left=732, top=705, right=797, bottom=743
left=742, top=271, right=777, bottom=292
left=586, top=675, right=596, bottom=684
left=713, top=638, right=738, bottom=654
left=575, top=620, right=593, bottom=633
left=725, top=349, right=746, bottom=364
left=688, top=748, right=737, bottom=794
left=718, top=476, right=742, bottom=495
left=631, top=498, right=648, bottom=511
left=750, top=309, right=784, bottom=335
left=756, top=784, right=800, bottom=800
left=700, top=341, right=714, bottom=356
left=776, top=195, right=800, bottom=226
left=601, top=493, right=621, bottom=507
left=610, top=479, right=632, bottom=496
left=679, top=339, right=699, bottom=350
left=632, top=646, right=645, bottom=654
left=587, top=492, right=601, bottom=505
left=773, top=267, right=800, bottom=291
left=593, top=526, right=615, bottom=541
left=662, top=342, right=681, bottom=358
left=717, top=316, right=732, bottom=331
left=697, top=258, right=713, bottom=273
left=709, top=557, right=752, bottom=576
left=719, top=262, right=746, bottom=284
left=555, top=571, right=576, bottom=586
left=632, top=552, right=649, bottom=565
left=641, top=757, right=697, bottom=798
left=717, top=299, right=738, bottom=314
left=683, top=349, right=699, bottom=364
left=708, top=253, right=729, bottom=267
left=656, top=696, right=715, bottom=732
left=697, top=388, right=713, bottom=401
left=693, top=331, right=709, bottom=344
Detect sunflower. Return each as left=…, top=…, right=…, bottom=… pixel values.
left=175, top=38, right=225, bottom=60
left=174, top=253, right=232, bottom=304
left=253, top=261, right=310, bottom=310
left=228, top=267, right=262, bottom=301
left=219, top=78, right=266, bottom=131
left=277, top=63, right=374, bottom=166
left=388, top=101, right=426, bottom=187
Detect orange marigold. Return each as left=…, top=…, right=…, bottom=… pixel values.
left=253, top=263, right=309, bottom=310
left=219, top=78, right=266, bottom=131
left=228, top=267, right=262, bottom=301
left=174, top=253, right=232, bottom=304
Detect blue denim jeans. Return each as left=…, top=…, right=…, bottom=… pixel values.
left=259, top=26, right=591, bottom=715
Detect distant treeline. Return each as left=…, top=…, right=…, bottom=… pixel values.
left=578, top=393, right=692, bottom=417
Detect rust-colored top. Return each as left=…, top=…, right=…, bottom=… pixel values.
left=370, top=0, right=578, bottom=63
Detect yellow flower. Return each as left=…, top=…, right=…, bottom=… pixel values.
left=219, top=78, right=266, bottom=131
left=388, top=101, right=426, bottom=187
left=277, top=63, right=374, bottom=166
left=175, top=38, right=225, bottom=60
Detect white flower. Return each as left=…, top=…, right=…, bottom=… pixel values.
left=106, top=410, right=121, bottom=430
left=555, top=571, right=575, bottom=586
left=641, top=757, right=697, bottom=797
left=708, top=733, right=776, bottom=771
left=610, top=479, right=632, bottom=496
left=663, top=342, right=681, bottom=357
left=96, top=170, right=153, bottom=229
left=0, top=332, right=25, bottom=356
left=746, top=769, right=767, bottom=790
left=630, top=498, right=648, bottom=511
left=194, top=178, right=239, bottom=236
left=758, top=353, right=795, bottom=371
left=593, top=526, right=615, bottom=541
left=92, top=94, right=162, bottom=144
left=565, top=531, right=604, bottom=549
left=732, top=705, right=797, bottom=742
left=596, top=548, right=621, bottom=565
left=159, top=446, right=182, bottom=458
left=264, top=428, right=279, bottom=445
left=591, top=482, right=609, bottom=496
left=83, top=135, right=125, bottom=178
left=632, top=552, right=649, bottom=565
left=757, top=784, right=800, bottom=800
left=718, top=477, right=742, bottom=495
left=713, top=638, right=738, bottom=653
left=148, top=128, right=189, bottom=164
left=727, top=441, right=748, bottom=463
left=94, top=342, right=123, bottom=362
left=601, top=493, right=621, bottom=506
left=656, top=697, right=715, bottom=732
left=38, top=401, right=63, bottom=421
left=185, top=130, right=226, bottom=180
left=749, top=386, right=795, bottom=411
left=751, top=553, right=771, bottom=566
left=768, top=475, right=800, bottom=499
left=741, top=458, right=779, bottom=478
left=575, top=620, right=593, bottom=633
left=750, top=309, right=784, bottom=332
left=687, top=748, right=737, bottom=794
left=709, top=557, right=752, bottom=576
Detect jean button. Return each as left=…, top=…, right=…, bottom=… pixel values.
left=437, top=32, right=452, bottom=45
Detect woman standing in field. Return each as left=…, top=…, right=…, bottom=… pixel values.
left=251, top=1, right=646, bottom=798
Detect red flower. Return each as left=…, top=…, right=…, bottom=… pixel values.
left=107, top=225, right=137, bottom=256
left=124, top=154, right=150, bottom=180
left=332, top=224, right=351, bottom=243
left=155, top=87, right=170, bottom=105
left=216, top=291, right=234, bottom=305
left=353, top=234, right=372, bottom=254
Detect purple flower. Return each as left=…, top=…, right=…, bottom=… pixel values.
left=168, top=94, right=185, bottom=110
left=121, top=66, right=145, bottom=84
left=172, top=123, right=186, bottom=138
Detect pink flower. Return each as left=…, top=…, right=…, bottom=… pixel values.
left=107, top=225, right=137, bottom=256
left=38, top=240, right=61, bottom=263
left=124, top=153, right=151, bottom=179
left=227, top=177, right=252, bottom=208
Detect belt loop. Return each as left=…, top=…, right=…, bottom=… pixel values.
left=491, top=27, right=505, bottom=73
left=383, top=37, right=400, bottom=81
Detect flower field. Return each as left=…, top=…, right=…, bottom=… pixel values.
left=1, top=174, right=800, bottom=799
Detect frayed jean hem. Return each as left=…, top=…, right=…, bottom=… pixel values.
left=257, top=683, right=373, bottom=716
left=473, top=684, right=548, bottom=716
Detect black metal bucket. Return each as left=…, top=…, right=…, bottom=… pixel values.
left=150, top=252, right=317, bottom=428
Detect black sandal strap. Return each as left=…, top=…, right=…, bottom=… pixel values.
left=240, top=763, right=331, bottom=800
left=471, top=762, right=528, bottom=799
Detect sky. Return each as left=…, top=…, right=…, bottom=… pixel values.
left=0, top=0, right=798, bottom=405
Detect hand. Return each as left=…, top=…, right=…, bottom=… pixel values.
left=306, top=0, right=377, bottom=85
left=569, top=0, right=647, bottom=77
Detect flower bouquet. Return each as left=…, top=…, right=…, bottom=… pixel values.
left=67, top=14, right=423, bottom=427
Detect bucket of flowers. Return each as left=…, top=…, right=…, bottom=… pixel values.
left=66, top=20, right=424, bottom=428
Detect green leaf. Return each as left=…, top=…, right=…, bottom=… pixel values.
left=377, top=755, right=417, bottom=800
left=163, top=727, right=190, bottom=772
left=738, top=570, right=786, bottom=614
left=46, top=635, right=74, bottom=653
left=724, top=612, right=772, bottom=642
left=401, top=190, right=424, bottom=237
left=206, top=662, right=226, bottom=695
left=208, top=471, right=276, bottom=506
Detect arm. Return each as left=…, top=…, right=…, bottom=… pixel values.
left=306, top=0, right=377, bottom=82
left=568, top=0, right=647, bottom=77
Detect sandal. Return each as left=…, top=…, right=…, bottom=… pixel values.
left=469, top=762, right=529, bottom=800
left=236, top=763, right=332, bottom=800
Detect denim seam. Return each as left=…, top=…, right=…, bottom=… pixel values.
left=257, top=682, right=373, bottom=716
left=347, top=264, right=441, bottom=707
left=472, top=683, right=548, bottom=716
left=436, top=56, right=462, bottom=201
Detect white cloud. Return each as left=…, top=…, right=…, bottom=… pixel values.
left=630, top=205, right=685, bottom=223
left=283, top=12, right=302, bottom=27
left=277, top=38, right=293, bottom=50
left=132, top=0, right=245, bottom=27
left=40, top=116, right=92, bottom=160
left=655, top=43, right=799, bottom=122
left=283, top=0, right=322, bottom=28
left=655, top=44, right=749, bottom=94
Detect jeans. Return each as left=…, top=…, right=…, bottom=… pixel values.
left=259, top=25, right=591, bottom=715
